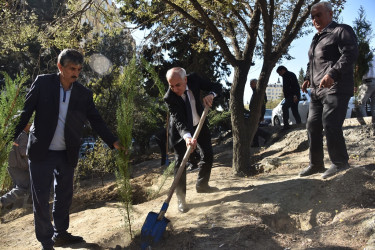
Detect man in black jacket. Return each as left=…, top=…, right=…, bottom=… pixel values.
left=14, top=49, right=120, bottom=249
left=299, top=2, right=358, bottom=179
left=276, top=65, right=301, bottom=129
left=164, top=67, right=221, bottom=213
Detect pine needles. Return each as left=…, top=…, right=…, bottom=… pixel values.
left=115, top=57, right=139, bottom=238
left=0, top=72, right=27, bottom=191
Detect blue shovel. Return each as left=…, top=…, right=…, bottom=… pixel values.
left=140, top=106, right=210, bottom=249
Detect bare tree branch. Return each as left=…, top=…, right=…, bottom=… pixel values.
left=243, top=0, right=261, bottom=61
left=258, top=0, right=273, bottom=58
left=273, top=0, right=319, bottom=58
left=162, top=0, right=205, bottom=28
left=187, top=0, right=238, bottom=66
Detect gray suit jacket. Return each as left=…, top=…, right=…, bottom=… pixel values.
left=8, top=131, right=28, bottom=170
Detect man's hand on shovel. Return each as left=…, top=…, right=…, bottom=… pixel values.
left=185, top=137, right=197, bottom=150
left=203, top=94, right=214, bottom=107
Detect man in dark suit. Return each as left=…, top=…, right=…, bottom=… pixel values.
left=276, top=65, right=301, bottom=130
left=164, top=67, right=221, bottom=213
left=13, top=49, right=120, bottom=250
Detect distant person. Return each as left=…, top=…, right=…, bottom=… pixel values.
left=249, top=79, right=269, bottom=147
left=13, top=49, right=121, bottom=250
left=358, top=57, right=375, bottom=123
left=299, top=2, right=358, bottom=179
left=0, top=124, right=31, bottom=210
left=153, top=127, right=168, bottom=166
left=276, top=65, right=301, bottom=129
left=164, top=67, right=221, bottom=213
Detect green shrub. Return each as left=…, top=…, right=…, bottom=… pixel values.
left=208, top=109, right=231, bottom=133
left=75, top=139, right=117, bottom=187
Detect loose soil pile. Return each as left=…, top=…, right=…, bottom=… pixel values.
left=1, top=117, right=374, bottom=250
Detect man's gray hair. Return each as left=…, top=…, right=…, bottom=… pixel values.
left=166, top=67, right=186, bottom=80
left=312, top=1, right=333, bottom=12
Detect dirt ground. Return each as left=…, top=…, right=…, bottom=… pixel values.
left=1, top=117, right=375, bottom=250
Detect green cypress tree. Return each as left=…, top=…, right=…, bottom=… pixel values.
left=115, top=57, right=139, bottom=239
left=0, top=72, right=28, bottom=191
left=353, top=6, right=374, bottom=91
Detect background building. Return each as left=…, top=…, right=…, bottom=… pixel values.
left=266, top=81, right=283, bottom=100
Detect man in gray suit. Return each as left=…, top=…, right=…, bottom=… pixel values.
left=0, top=123, right=31, bottom=209
left=14, top=49, right=120, bottom=250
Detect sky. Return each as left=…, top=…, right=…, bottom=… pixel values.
left=130, top=1, right=375, bottom=104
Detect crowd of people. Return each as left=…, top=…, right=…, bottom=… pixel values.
left=1, top=1, right=373, bottom=249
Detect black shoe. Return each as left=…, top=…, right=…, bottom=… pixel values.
left=321, top=163, right=350, bottom=179
left=53, top=232, right=84, bottom=246
left=196, top=185, right=218, bottom=193
left=42, top=247, right=54, bottom=250
left=299, top=165, right=325, bottom=177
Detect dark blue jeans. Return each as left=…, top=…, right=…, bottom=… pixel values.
left=306, top=93, right=351, bottom=168
left=29, top=150, right=75, bottom=248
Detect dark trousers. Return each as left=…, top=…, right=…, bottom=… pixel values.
left=306, top=93, right=351, bottom=167
left=155, top=137, right=167, bottom=165
left=282, top=97, right=301, bottom=125
left=173, top=124, right=213, bottom=197
left=252, top=126, right=269, bottom=147
left=29, top=150, right=75, bottom=248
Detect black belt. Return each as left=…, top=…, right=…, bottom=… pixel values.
left=364, top=78, right=374, bottom=83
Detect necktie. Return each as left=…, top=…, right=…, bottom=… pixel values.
left=184, top=90, right=194, bottom=131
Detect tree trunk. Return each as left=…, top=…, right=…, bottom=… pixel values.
left=230, top=64, right=254, bottom=175
left=230, top=62, right=275, bottom=176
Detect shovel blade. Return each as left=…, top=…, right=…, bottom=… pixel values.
left=141, top=211, right=170, bottom=249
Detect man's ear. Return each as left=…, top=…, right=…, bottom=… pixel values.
left=57, top=62, right=62, bottom=72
